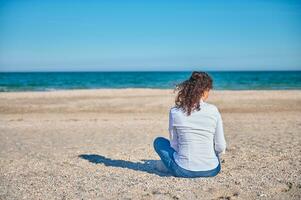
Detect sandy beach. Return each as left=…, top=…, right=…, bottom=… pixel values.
left=0, top=89, right=300, bottom=199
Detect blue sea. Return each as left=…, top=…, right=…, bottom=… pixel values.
left=0, top=71, right=300, bottom=92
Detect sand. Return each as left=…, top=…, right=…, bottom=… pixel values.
left=0, top=89, right=300, bottom=199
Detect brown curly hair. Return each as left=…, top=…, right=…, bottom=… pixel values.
left=174, top=71, right=213, bottom=116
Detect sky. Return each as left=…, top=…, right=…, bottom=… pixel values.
left=0, top=0, right=300, bottom=72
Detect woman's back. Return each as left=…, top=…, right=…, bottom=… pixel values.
left=169, top=100, right=226, bottom=171
left=153, top=71, right=226, bottom=177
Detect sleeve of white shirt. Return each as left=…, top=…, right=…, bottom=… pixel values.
left=214, top=110, right=226, bottom=154
left=168, top=109, right=178, bottom=152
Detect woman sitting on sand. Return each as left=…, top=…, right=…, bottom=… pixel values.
left=153, top=71, right=226, bottom=178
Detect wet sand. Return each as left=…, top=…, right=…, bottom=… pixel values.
left=0, top=89, right=300, bottom=199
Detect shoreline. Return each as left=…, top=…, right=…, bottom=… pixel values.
left=1, top=87, right=300, bottom=93
left=1, top=87, right=301, bottom=92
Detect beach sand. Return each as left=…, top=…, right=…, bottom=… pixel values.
left=0, top=89, right=300, bottom=199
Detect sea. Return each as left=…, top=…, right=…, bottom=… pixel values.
left=0, top=71, right=300, bottom=92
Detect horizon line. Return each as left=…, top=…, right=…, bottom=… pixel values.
left=1, top=69, right=301, bottom=73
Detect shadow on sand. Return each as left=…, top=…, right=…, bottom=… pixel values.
left=79, top=154, right=171, bottom=177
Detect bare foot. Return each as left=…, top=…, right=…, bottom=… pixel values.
left=154, top=160, right=169, bottom=173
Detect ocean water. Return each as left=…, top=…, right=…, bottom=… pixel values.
left=0, top=71, right=300, bottom=92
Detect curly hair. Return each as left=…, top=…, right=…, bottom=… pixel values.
left=174, top=71, right=213, bottom=116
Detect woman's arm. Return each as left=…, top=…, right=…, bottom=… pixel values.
left=214, top=111, right=226, bottom=155
left=169, top=109, right=178, bottom=152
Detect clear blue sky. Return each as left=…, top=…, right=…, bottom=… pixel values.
left=0, top=0, right=300, bottom=71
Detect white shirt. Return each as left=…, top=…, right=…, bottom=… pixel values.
left=169, top=100, right=226, bottom=171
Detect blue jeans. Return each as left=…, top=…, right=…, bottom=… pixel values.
left=153, top=137, right=221, bottom=178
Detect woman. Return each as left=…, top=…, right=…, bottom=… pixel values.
left=153, top=71, right=226, bottom=178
